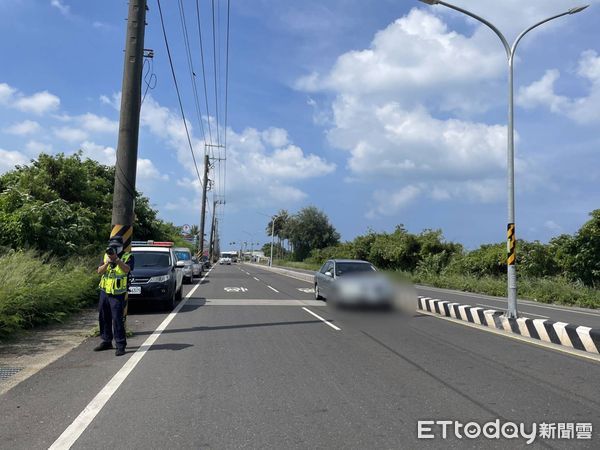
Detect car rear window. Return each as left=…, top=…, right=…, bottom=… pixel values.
left=174, top=251, right=191, bottom=261
left=133, top=252, right=171, bottom=268
left=335, top=262, right=376, bottom=276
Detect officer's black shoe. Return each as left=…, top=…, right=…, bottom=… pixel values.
left=94, top=341, right=113, bottom=351
left=115, top=348, right=126, bottom=357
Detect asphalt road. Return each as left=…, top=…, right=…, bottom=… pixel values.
left=1, top=263, right=598, bottom=449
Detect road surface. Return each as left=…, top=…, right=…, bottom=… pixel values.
left=0, top=263, right=598, bottom=449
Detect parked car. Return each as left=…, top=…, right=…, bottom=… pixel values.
left=191, top=256, right=203, bottom=277
left=314, top=259, right=394, bottom=308
left=173, top=247, right=194, bottom=283
left=128, top=241, right=184, bottom=311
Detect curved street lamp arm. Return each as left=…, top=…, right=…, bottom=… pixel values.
left=435, top=0, right=511, bottom=57
left=511, top=11, right=573, bottom=58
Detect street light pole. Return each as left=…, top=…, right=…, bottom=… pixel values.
left=419, top=0, right=589, bottom=318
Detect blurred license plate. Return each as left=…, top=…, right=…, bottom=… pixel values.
left=128, top=286, right=141, bottom=295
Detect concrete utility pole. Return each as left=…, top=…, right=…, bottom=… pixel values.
left=199, top=154, right=209, bottom=257
left=110, top=0, right=147, bottom=252
left=419, top=0, right=588, bottom=318
left=208, top=199, right=224, bottom=262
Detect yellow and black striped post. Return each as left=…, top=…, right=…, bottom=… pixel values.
left=110, top=224, right=133, bottom=253
left=507, top=223, right=516, bottom=266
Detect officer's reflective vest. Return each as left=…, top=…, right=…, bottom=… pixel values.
left=99, top=253, right=132, bottom=295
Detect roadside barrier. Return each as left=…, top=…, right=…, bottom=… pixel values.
left=418, top=296, right=600, bottom=356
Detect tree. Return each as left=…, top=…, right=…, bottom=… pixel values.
left=555, top=209, right=600, bottom=287
left=286, top=206, right=340, bottom=261
left=0, top=152, right=182, bottom=256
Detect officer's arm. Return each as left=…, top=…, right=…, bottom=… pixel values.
left=97, top=261, right=110, bottom=274
left=115, top=258, right=131, bottom=274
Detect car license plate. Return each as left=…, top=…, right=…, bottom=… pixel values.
left=128, top=286, right=141, bottom=295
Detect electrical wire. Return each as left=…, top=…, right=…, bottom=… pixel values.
left=195, top=0, right=214, bottom=148
left=177, top=0, right=207, bottom=145
left=141, top=57, right=157, bottom=106
left=211, top=0, right=220, bottom=147
left=157, top=0, right=203, bottom=186
left=223, top=0, right=231, bottom=205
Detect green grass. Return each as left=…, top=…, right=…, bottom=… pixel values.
left=272, top=259, right=320, bottom=271
left=0, top=251, right=100, bottom=340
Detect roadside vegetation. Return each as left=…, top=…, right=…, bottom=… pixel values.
left=264, top=208, right=600, bottom=309
left=0, top=152, right=188, bottom=339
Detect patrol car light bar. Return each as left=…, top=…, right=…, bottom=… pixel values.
left=131, top=240, right=174, bottom=247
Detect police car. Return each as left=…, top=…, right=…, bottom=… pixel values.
left=128, top=241, right=184, bottom=311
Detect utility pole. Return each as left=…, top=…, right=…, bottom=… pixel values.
left=199, top=153, right=209, bottom=257
left=110, top=0, right=147, bottom=252
left=208, top=199, right=224, bottom=262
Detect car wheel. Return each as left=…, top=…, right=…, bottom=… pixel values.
left=176, top=286, right=183, bottom=302
left=315, top=283, right=324, bottom=300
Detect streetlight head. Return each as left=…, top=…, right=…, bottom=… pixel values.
left=419, top=0, right=439, bottom=4
left=569, top=5, right=589, bottom=14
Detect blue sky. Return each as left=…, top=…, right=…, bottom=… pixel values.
left=0, top=0, right=599, bottom=250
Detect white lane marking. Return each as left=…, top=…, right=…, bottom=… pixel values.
left=253, top=277, right=260, bottom=281
left=49, top=267, right=214, bottom=450
left=476, top=303, right=549, bottom=319
left=267, top=285, right=279, bottom=293
left=302, top=307, right=341, bottom=331
left=298, top=288, right=315, bottom=293
left=419, top=286, right=600, bottom=317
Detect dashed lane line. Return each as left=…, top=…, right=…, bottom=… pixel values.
left=267, top=285, right=279, bottom=293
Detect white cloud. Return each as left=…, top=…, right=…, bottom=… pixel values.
left=0, top=83, right=16, bottom=103
left=4, top=120, right=40, bottom=135
left=139, top=95, right=335, bottom=208
left=0, top=82, right=60, bottom=115
left=518, top=50, right=600, bottom=125
left=0, top=148, right=29, bottom=174
left=261, top=127, right=289, bottom=148
left=295, top=6, right=546, bottom=217
left=367, top=185, right=422, bottom=218
left=51, top=0, right=70, bottom=16
left=100, top=93, right=121, bottom=110
left=296, top=9, right=503, bottom=114
left=77, top=113, right=118, bottom=134
left=25, top=140, right=53, bottom=155
left=53, top=126, right=88, bottom=143
left=14, top=91, right=60, bottom=115
left=137, top=158, right=168, bottom=181
left=79, top=141, right=115, bottom=165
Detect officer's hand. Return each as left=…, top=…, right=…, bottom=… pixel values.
left=108, top=253, right=118, bottom=262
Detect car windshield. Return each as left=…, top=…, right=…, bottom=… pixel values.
left=133, top=251, right=171, bottom=268
left=335, top=262, right=376, bottom=277
left=174, top=251, right=191, bottom=261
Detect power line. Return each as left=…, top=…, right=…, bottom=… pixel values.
left=211, top=0, right=220, bottom=147
left=157, top=0, right=203, bottom=185
left=195, top=0, right=214, bottom=147
left=177, top=0, right=207, bottom=145
left=224, top=0, right=231, bottom=204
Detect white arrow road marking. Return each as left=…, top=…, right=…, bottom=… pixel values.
left=224, top=287, right=248, bottom=292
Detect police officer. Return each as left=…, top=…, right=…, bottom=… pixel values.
left=95, top=236, right=134, bottom=356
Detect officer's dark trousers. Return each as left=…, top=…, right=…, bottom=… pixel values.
left=98, top=290, right=127, bottom=349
